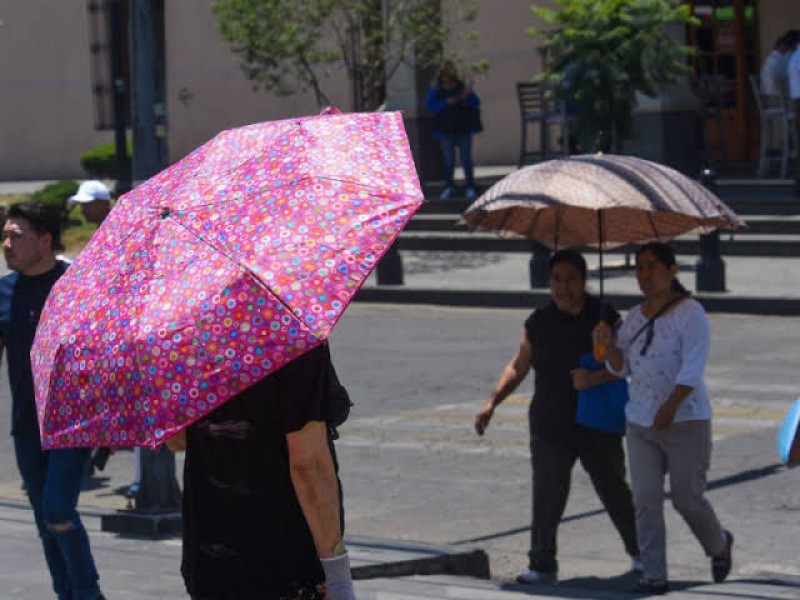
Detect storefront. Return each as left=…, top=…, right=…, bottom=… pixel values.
left=687, top=0, right=759, bottom=164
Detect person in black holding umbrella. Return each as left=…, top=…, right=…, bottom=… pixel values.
left=475, top=249, right=640, bottom=585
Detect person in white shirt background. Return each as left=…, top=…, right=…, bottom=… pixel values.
left=760, top=30, right=799, bottom=98
left=593, top=242, right=733, bottom=596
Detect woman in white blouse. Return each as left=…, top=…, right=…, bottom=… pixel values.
left=594, top=243, right=733, bottom=595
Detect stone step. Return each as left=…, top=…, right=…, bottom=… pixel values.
left=395, top=231, right=800, bottom=256
left=406, top=213, right=800, bottom=235
left=417, top=182, right=800, bottom=216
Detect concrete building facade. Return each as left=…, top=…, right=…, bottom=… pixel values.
left=0, top=1, right=797, bottom=181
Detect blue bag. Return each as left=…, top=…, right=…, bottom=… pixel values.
left=576, top=352, right=629, bottom=435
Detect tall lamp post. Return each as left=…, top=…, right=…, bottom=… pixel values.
left=108, top=0, right=132, bottom=195
left=101, top=0, right=181, bottom=537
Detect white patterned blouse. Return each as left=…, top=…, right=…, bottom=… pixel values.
left=607, top=298, right=712, bottom=428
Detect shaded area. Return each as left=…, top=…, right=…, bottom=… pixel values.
left=450, top=462, right=787, bottom=546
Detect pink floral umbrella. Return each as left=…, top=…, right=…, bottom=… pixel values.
left=32, top=108, right=424, bottom=449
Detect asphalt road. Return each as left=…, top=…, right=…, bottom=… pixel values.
left=0, top=304, right=799, bottom=589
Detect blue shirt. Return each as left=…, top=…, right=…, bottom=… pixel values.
left=0, top=260, right=68, bottom=436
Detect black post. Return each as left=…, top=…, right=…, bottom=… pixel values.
left=129, top=0, right=168, bottom=182
left=376, top=241, right=403, bottom=285
left=108, top=0, right=131, bottom=195
left=696, top=169, right=726, bottom=292
left=529, top=241, right=552, bottom=288
left=378, top=0, right=445, bottom=286
left=102, top=0, right=181, bottom=537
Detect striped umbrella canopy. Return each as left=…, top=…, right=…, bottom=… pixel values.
left=462, top=154, right=745, bottom=294
left=463, top=154, right=744, bottom=249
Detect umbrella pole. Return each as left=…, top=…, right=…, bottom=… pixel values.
left=598, top=211, right=604, bottom=298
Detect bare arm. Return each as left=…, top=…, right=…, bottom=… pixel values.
left=475, top=330, right=532, bottom=435
left=165, top=430, right=186, bottom=452
left=287, top=420, right=342, bottom=558
left=653, top=384, right=693, bottom=430
left=571, top=366, right=620, bottom=391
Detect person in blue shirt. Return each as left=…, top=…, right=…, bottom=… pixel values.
left=426, top=60, right=482, bottom=200
left=0, top=200, right=105, bottom=600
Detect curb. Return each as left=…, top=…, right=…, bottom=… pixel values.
left=395, top=235, right=800, bottom=257
left=347, top=536, right=491, bottom=581
left=355, top=287, right=800, bottom=315
left=0, top=495, right=491, bottom=583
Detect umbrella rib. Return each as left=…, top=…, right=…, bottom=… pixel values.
left=648, top=211, right=659, bottom=241
left=168, top=218, right=320, bottom=340
left=161, top=176, right=410, bottom=211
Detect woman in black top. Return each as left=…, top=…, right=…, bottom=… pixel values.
left=475, top=249, right=639, bottom=585
left=179, top=344, right=353, bottom=600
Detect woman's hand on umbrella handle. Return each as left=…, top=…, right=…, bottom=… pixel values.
left=475, top=400, right=495, bottom=436
left=165, top=430, right=186, bottom=452
left=592, top=322, right=614, bottom=347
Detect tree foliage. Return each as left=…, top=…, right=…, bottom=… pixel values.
left=529, top=0, right=697, bottom=152
left=212, top=0, right=486, bottom=112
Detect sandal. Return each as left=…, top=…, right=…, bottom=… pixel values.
left=631, top=579, right=669, bottom=595
left=711, top=529, right=734, bottom=583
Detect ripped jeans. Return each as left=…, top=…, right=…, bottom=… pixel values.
left=14, top=433, right=101, bottom=600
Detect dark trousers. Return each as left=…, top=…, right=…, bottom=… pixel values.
left=439, top=133, right=474, bottom=189
left=528, top=427, right=638, bottom=573
left=14, top=433, right=100, bottom=600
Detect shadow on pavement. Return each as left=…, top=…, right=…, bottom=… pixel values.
left=450, top=463, right=787, bottom=546
left=500, top=575, right=707, bottom=598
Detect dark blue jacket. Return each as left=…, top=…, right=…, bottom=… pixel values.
left=426, top=82, right=481, bottom=138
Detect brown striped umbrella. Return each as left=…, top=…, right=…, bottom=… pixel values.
left=462, top=154, right=745, bottom=294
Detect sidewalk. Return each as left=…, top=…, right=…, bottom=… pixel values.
left=1, top=497, right=796, bottom=599
left=1, top=495, right=796, bottom=599
left=359, top=252, right=800, bottom=315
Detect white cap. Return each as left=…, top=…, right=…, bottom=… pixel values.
left=69, top=180, right=111, bottom=205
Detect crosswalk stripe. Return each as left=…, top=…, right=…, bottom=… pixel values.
left=339, top=395, right=783, bottom=454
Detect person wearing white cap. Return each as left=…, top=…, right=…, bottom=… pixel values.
left=68, top=181, right=112, bottom=225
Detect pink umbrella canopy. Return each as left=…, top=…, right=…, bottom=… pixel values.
left=32, top=108, right=424, bottom=449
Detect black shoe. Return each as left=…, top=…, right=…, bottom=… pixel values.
left=711, top=530, right=734, bottom=583
left=631, top=579, right=668, bottom=595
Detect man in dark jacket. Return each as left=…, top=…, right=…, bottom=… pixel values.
left=0, top=200, right=105, bottom=599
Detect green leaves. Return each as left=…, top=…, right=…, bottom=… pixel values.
left=212, top=0, right=485, bottom=111
left=529, top=0, right=695, bottom=152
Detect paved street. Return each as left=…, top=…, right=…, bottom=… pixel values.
left=1, top=304, right=799, bottom=598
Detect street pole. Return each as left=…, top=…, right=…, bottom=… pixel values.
left=696, top=168, right=726, bottom=292
left=101, top=0, right=180, bottom=537
left=379, top=0, right=443, bottom=286
left=108, top=0, right=131, bottom=195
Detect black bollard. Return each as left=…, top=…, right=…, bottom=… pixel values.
left=376, top=241, right=404, bottom=285
left=529, top=241, right=552, bottom=288
left=101, top=446, right=182, bottom=537
left=696, top=169, right=726, bottom=292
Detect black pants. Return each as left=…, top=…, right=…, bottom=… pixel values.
left=528, top=426, right=638, bottom=573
